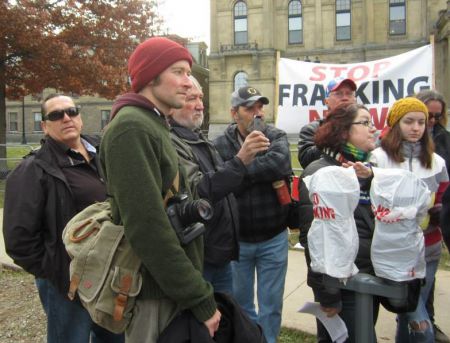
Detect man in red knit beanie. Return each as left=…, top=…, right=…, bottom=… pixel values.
left=128, top=37, right=193, bottom=93
left=100, top=37, right=221, bottom=342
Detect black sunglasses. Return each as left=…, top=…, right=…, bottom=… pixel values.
left=428, top=112, right=442, bottom=120
left=43, top=107, right=80, bottom=121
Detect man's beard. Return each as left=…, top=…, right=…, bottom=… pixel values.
left=192, top=112, right=204, bottom=130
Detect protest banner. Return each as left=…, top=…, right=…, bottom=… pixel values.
left=276, top=45, right=432, bottom=134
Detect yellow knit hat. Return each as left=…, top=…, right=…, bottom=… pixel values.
left=387, top=97, right=428, bottom=127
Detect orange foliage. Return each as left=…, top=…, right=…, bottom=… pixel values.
left=1, top=0, right=164, bottom=100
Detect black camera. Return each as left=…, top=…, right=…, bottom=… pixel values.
left=166, top=194, right=213, bottom=245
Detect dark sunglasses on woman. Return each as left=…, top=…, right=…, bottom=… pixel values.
left=43, top=107, right=80, bottom=121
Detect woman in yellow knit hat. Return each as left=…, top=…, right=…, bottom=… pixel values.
left=371, top=97, right=449, bottom=343
left=415, top=89, right=450, bottom=343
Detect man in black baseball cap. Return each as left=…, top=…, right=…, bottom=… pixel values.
left=231, top=86, right=269, bottom=109
left=229, top=86, right=270, bottom=136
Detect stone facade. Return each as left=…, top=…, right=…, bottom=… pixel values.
left=208, top=0, right=450, bottom=136
left=5, top=93, right=113, bottom=144
left=5, top=40, right=209, bottom=143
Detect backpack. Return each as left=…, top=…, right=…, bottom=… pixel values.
left=63, top=173, right=179, bottom=333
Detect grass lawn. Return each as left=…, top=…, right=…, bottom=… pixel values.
left=279, top=327, right=315, bottom=343
left=0, top=145, right=36, bottom=208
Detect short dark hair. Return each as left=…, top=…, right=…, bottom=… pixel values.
left=315, top=104, right=368, bottom=151
left=41, top=93, right=67, bottom=120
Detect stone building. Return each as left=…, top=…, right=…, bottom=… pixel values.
left=208, top=0, right=450, bottom=136
left=5, top=39, right=209, bottom=143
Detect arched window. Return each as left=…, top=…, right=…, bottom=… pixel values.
left=389, top=0, right=406, bottom=35
left=288, top=1, right=302, bottom=44
left=336, top=0, right=351, bottom=41
left=234, top=71, right=248, bottom=91
left=234, top=1, right=248, bottom=45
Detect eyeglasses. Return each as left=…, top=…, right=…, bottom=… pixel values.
left=352, top=120, right=374, bottom=128
left=329, top=91, right=356, bottom=98
left=43, top=107, right=80, bottom=121
left=428, top=112, right=442, bottom=121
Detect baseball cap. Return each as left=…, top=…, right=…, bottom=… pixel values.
left=231, top=86, right=269, bottom=108
left=326, top=77, right=357, bottom=97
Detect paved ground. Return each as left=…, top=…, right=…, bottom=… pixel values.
left=1, top=208, right=449, bottom=340
left=283, top=249, right=450, bottom=340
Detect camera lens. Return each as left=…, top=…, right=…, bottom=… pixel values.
left=178, top=198, right=213, bottom=225
left=195, top=199, right=213, bottom=221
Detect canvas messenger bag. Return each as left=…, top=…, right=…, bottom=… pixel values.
left=63, top=173, right=179, bottom=333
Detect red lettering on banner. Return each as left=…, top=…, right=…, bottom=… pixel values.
left=310, top=66, right=327, bottom=81
left=348, top=65, right=370, bottom=81
left=309, top=109, right=321, bottom=122
left=372, top=61, right=391, bottom=78
left=308, top=61, right=392, bottom=83
left=329, top=66, right=348, bottom=78
left=369, top=107, right=389, bottom=130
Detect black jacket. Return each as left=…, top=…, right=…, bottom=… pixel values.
left=441, top=185, right=450, bottom=251
left=297, top=120, right=322, bottom=169
left=214, top=123, right=292, bottom=243
left=297, top=153, right=375, bottom=308
left=3, top=135, right=103, bottom=295
left=433, top=123, right=450, bottom=174
left=157, top=292, right=267, bottom=343
left=170, top=123, right=241, bottom=266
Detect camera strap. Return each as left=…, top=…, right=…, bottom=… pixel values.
left=163, top=171, right=180, bottom=207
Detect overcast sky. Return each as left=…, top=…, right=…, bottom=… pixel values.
left=158, top=0, right=211, bottom=47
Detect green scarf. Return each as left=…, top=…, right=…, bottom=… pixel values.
left=342, top=142, right=370, bottom=162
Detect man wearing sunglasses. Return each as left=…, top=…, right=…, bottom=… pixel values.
left=3, top=94, right=123, bottom=343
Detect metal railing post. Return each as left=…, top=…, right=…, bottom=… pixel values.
left=323, top=273, right=408, bottom=342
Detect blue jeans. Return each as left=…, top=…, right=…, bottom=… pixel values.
left=203, top=262, right=233, bottom=294
left=36, top=278, right=124, bottom=343
left=232, top=229, right=288, bottom=343
left=396, top=259, right=438, bottom=343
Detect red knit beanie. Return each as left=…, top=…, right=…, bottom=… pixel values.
left=128, top=37, right=193, bottom=93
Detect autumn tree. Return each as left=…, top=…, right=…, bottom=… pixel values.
left=0, top=0, right=163, bottom=159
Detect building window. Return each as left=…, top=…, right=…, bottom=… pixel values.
left=101, top=110, right=110, bottom=130
left=288, top=1, right=303, bottom=44
left=389, top=0, right=406, bottom=35
left=234, top=1, right=248, bottom=45
left=234, top=71, right=248, bottom=91
left=34, top=112, right=42, bottom=132
left=8, top=112, right=18, bottom=132
left=336, top=0, right=351, bottom=41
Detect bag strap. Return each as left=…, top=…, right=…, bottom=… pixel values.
left=163, top=171, right=180, bottom=207
left=112, top=171, right=179, bottom=320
